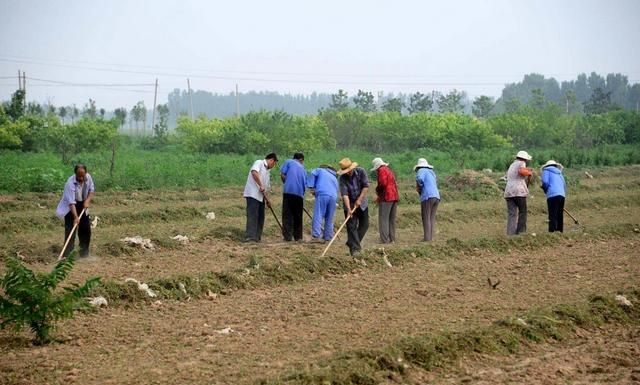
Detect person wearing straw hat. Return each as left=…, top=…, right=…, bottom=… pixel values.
left=541, top=160, right=566, bottom=233
left=414, top=158, right=440, bottom=241
left=307, top=164, right=339, bottom=242
left=371, top=157, right=398, bottom=244
left=504, top=150, right=533, bottom=236
left=280, top=152, right=306, bottom=242
left=55, top=164, right=95, bottom=258
left=243, top=152, right=278, bottom=242
left=337, top=158, right=369, bottom=256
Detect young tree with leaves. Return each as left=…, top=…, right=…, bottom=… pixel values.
left=472, top=95, right=495, bottom=118
left=352, top=90, right=376, bottom=112
left=381, top=97, right=404, bottom=113
left=407, top=92, right=433, bottom=114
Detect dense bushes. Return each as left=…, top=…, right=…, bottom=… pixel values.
left=174, top=107, right=640, bottom=155
left=176, top=110, right=336, bottom=154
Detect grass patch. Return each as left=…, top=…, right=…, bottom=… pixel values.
left=258, top=289, right=640, bottom=384
left=88, top=222, right=639, bottom=305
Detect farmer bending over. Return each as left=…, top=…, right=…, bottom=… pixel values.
left=56, top=163, right=95, bottom=258
left=337, top=158, right=369, bottom=257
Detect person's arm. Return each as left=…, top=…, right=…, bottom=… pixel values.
left=540, top=170, right=549, bottom=192
left=355, top=169, right=369, bottom=208
left=518, top=167, right=532, bottom=177
left=83, top=192, right=94, bottom=208
left=342, top=195, right=351, bottom=215
left=69, top=203, right=79, bottom=225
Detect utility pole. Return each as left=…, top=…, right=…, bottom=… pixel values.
left=187, top=78, right=194, bottom=120
left=151, top=78, right=158, bottom=133
left=22, top=72, right=27, bottom=110
left=235, top=83, right=240, bottom=118
left=18, top=70, right=22, bottom=91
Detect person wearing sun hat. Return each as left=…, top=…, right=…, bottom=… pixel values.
left=504, top=150, right=533, bottom=236
left=337, top=158, right=369, bottom=256
left=540, top=160, right=566, bottom=233
left=414, top=158, right=440, bottom=241
left=371, top=157, right=399, bottom=244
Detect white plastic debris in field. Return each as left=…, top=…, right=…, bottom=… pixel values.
left=121, top=236, right=155, bottom=250
left=88, top=296, right=108, bottom=307
left=615, top=294, right=633, bottom=307
left=124, top=278, right=157, bottom=298
left=172, top=235, right=190, bottom=244
left=205, top=212, right=216, bottom=221
left=215, top=327, right=234, bottom=335
left=91, top=216, right=100, bottom=229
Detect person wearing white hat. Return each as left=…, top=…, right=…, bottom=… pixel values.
left=504, top=150, right=533, bottom=236
left=337, top=158, right=369, bottom=256
left=414, top=158, right=440, bottom=241
left=371, top=157, right=399, bottom=244
left=540, top=160, right=566, bottom=232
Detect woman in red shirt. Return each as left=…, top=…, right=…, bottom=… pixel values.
left=371, top=158, right=399, bottom=243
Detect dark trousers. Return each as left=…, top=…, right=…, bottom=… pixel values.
left=547, top=196, right=565, bottom=233
left=282, top=193, right=304, bottom=241
left=245, top=197, right=265, bottom=242
left=506, top=197, right=527, bottom=235
left=345, top=207, right=369, bottom=255
left=63, top=201, right=91, bottom=258
left=420, top=198, right=440, bottom=241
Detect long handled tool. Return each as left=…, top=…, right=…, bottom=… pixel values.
left=303, top=206, right=340, bottom=241
left=563, top=208, right=579, bottom=224
left=264, top=194, right=283, bottom=231
left=320, top=206, right=357, bottom=258
left=57, top=208, right=86, bottom=261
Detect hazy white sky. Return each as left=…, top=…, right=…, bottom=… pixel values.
left=1, top=0, right=639, bottom=109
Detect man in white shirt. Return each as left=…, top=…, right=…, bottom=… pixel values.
left=243, top=153, right=278, bottom=242
left=56, top=164, right=95, bottom=258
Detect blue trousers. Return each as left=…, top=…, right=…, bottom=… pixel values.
left=312, top=194, right=336, bottom=240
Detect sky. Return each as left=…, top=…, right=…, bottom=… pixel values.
left=1, top=0, right=639, bottom=109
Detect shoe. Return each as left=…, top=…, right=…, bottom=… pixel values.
left=351, top=250, right=362, bottom=257
left=310, top=237, right=325, bottom=244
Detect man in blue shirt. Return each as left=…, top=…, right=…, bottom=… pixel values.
left=307, top=164, right=339, bottom=242
left=280, top=152, right=307, bottom=241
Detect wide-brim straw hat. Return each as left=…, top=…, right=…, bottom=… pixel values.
left=413, top=158, right=433, bottom=171
left=337, top=158, right=358, bottom=175
left=516, top=150, right=532, bottom=161
left=370, top=157, right=388, bottom=171
left=541, top=159, right=564, bottom=171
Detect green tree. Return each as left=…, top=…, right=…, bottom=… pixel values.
left=70, top=105, right=79, bottom=124
left=58, top=106, right=68, bottom=124
left=437, top=89, right=465, bottom=113
left=472, top=95, right=494, bottom=118
left=381, top=97, right=404, bottom=113
left=407, top=92, right=433, bottom=114
left=564, top=90, right=580, bottom=114
left=329, top=89, right=349, bottom=110
left=584, top=88, right=618, bottom=115
left=0, top=253, right=100, bottom=345
left=5, top=89, right=26, bottom=121
left=113, top=108, right=127, bottom=130
left=352, top=90, right=376, bottom=112
left=83, top=99, right=97, bottom=119
left=45, top=117, right=118, bottom=162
